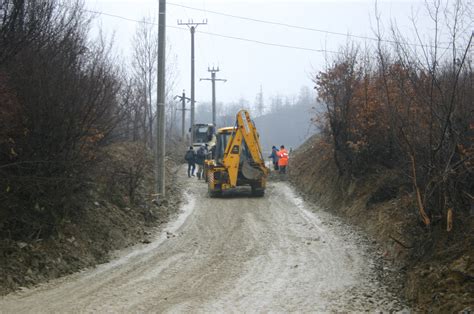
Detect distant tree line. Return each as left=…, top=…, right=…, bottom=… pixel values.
left=195, top=85, right=318, bottom=128
left=314, top=0, right=473, bottom=227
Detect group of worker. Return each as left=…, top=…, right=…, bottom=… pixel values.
left=185, top=143, right=289, bottom=178
left=268, top=145, right=289, bottom=174
left=184, top=144, right=209, bottom=179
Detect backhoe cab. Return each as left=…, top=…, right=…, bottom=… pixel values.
left=206, top=110, right=269, bottom=197
left=191, top=123, right=216, bottom=150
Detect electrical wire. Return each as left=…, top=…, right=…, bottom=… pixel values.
left=167, top=2, right=457, bottom=51
left=76, top=7, right=341, bottom=54
left=196, top=29, right=337, bottom=53
left=202, top=0, right=218, bottom=66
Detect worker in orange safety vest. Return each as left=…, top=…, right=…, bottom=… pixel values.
left=276, top=145, right=289, bottom=174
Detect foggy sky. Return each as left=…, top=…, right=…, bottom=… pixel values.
left=84, top=0, right=436, bottom=104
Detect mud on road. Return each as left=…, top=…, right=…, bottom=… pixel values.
left=0, top=171, right=409, bottom=312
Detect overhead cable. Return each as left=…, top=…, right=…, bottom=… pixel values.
left=167, top=2, right=457, bottom=51
left=76, top=7, right=341, bottom=54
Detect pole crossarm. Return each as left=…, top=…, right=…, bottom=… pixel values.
left=177, top=19, right=208, bottom=27
left=200, top=66, right=227, bottom=126
left=200, top=78, right=227, bottom=82
left=177, top=19, right=208, bottom=143
left=174, top=95, right=192, bottom=102
left=175, top=90, right=192, bottom=139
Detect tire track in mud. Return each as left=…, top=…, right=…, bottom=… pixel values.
left=0, top=172, right=408, bottom=312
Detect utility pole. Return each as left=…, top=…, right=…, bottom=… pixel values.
left=200, top=66, right=227, bottom=126
left=156, top=0, right=166, bottom=198
left=256, top=84, right=264, bottom=116
left=174, top=90, right=191, bottom=139
left=177, top=19, right=207, bottom=143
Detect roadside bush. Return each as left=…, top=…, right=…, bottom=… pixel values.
left=313, top=1, right=473, bottom=228
left=96, top=142, right=153, bottom=206
left=0, top=0, right=123, bottom=240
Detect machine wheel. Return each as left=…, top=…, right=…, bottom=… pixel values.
left=208, top=181, right=222, bottom=198
left=251, top=185, right=265, bottom=197
left=204, top=164, right=208, bottom=182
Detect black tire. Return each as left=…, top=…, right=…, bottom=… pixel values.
left=208, top=182, right=221, bottom=198
left=251, top=186, right=265, bottom=197
left=204, top=165, right=208, bottom=182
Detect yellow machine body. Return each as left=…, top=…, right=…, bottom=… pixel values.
left=206, top=110, right=269, bottom=197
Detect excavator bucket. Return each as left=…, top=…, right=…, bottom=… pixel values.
left=241, top=160, right=264, bottom=180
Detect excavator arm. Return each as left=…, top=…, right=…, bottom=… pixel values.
left=222, top=110, right=269, bottom=187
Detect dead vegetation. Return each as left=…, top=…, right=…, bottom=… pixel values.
left=294, top=1, right=473, bottom=310
left=313, top=0, right=472, bottom=232
left=290, top=135, right=473, bottom=311
left=0, top=0, right=184, bottom=294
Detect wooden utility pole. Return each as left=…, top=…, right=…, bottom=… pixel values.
left=156, top=0, right=166, bottom=197
left=177, top=19, right=207, bottom=143
left=200, top=66, right=227, bottom=126
left=174, top=90, right=191, bottom=139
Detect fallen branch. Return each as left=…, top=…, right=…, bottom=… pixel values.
left=447, top=207, right=453, bottom=232
left=389, top=234, right=414, bottom=249
left=410, top=154, right=431, bottom=225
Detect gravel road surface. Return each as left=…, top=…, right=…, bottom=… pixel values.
left=0, top=172, right=408, bottom=312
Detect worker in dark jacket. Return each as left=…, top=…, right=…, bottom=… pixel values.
left=268, top=146, right=279, bottom=171
left=184, top=146, right=196, bottom=177
left=195, top=144, right=207, bottom=180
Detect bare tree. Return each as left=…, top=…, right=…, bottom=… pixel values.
left=131, top=16, right=158, bottom=148
left=165, top=45, right=180, bottom=140
left=315, top=0, right=473, bottom=227
left=0, top=0, right=127, bottom=239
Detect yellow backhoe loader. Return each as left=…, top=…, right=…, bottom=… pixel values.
left=205, top=110, right=269, bottom=197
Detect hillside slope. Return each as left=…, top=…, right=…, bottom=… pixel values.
left=0, top=142, right=183, bottom=295
left=289, top=135, right=474, bottom=312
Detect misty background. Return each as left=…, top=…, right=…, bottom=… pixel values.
left=83, top=0, right=439, bottom=151
left=194, top=86, right=320, bottom=152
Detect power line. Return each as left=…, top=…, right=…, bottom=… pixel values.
left=170, top=2, right=371, bottom=38
left=196, top=29, right=338, bottom=53
left=201, top=0, right=217, bottom=62
left=167, top=2, right=456, bottom=50
left=74, top=7, right=341, bottom=54
left=68, top=4, right=462, bottom=53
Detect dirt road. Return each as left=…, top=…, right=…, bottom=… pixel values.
left=0, top=173, right=407, bottom=312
